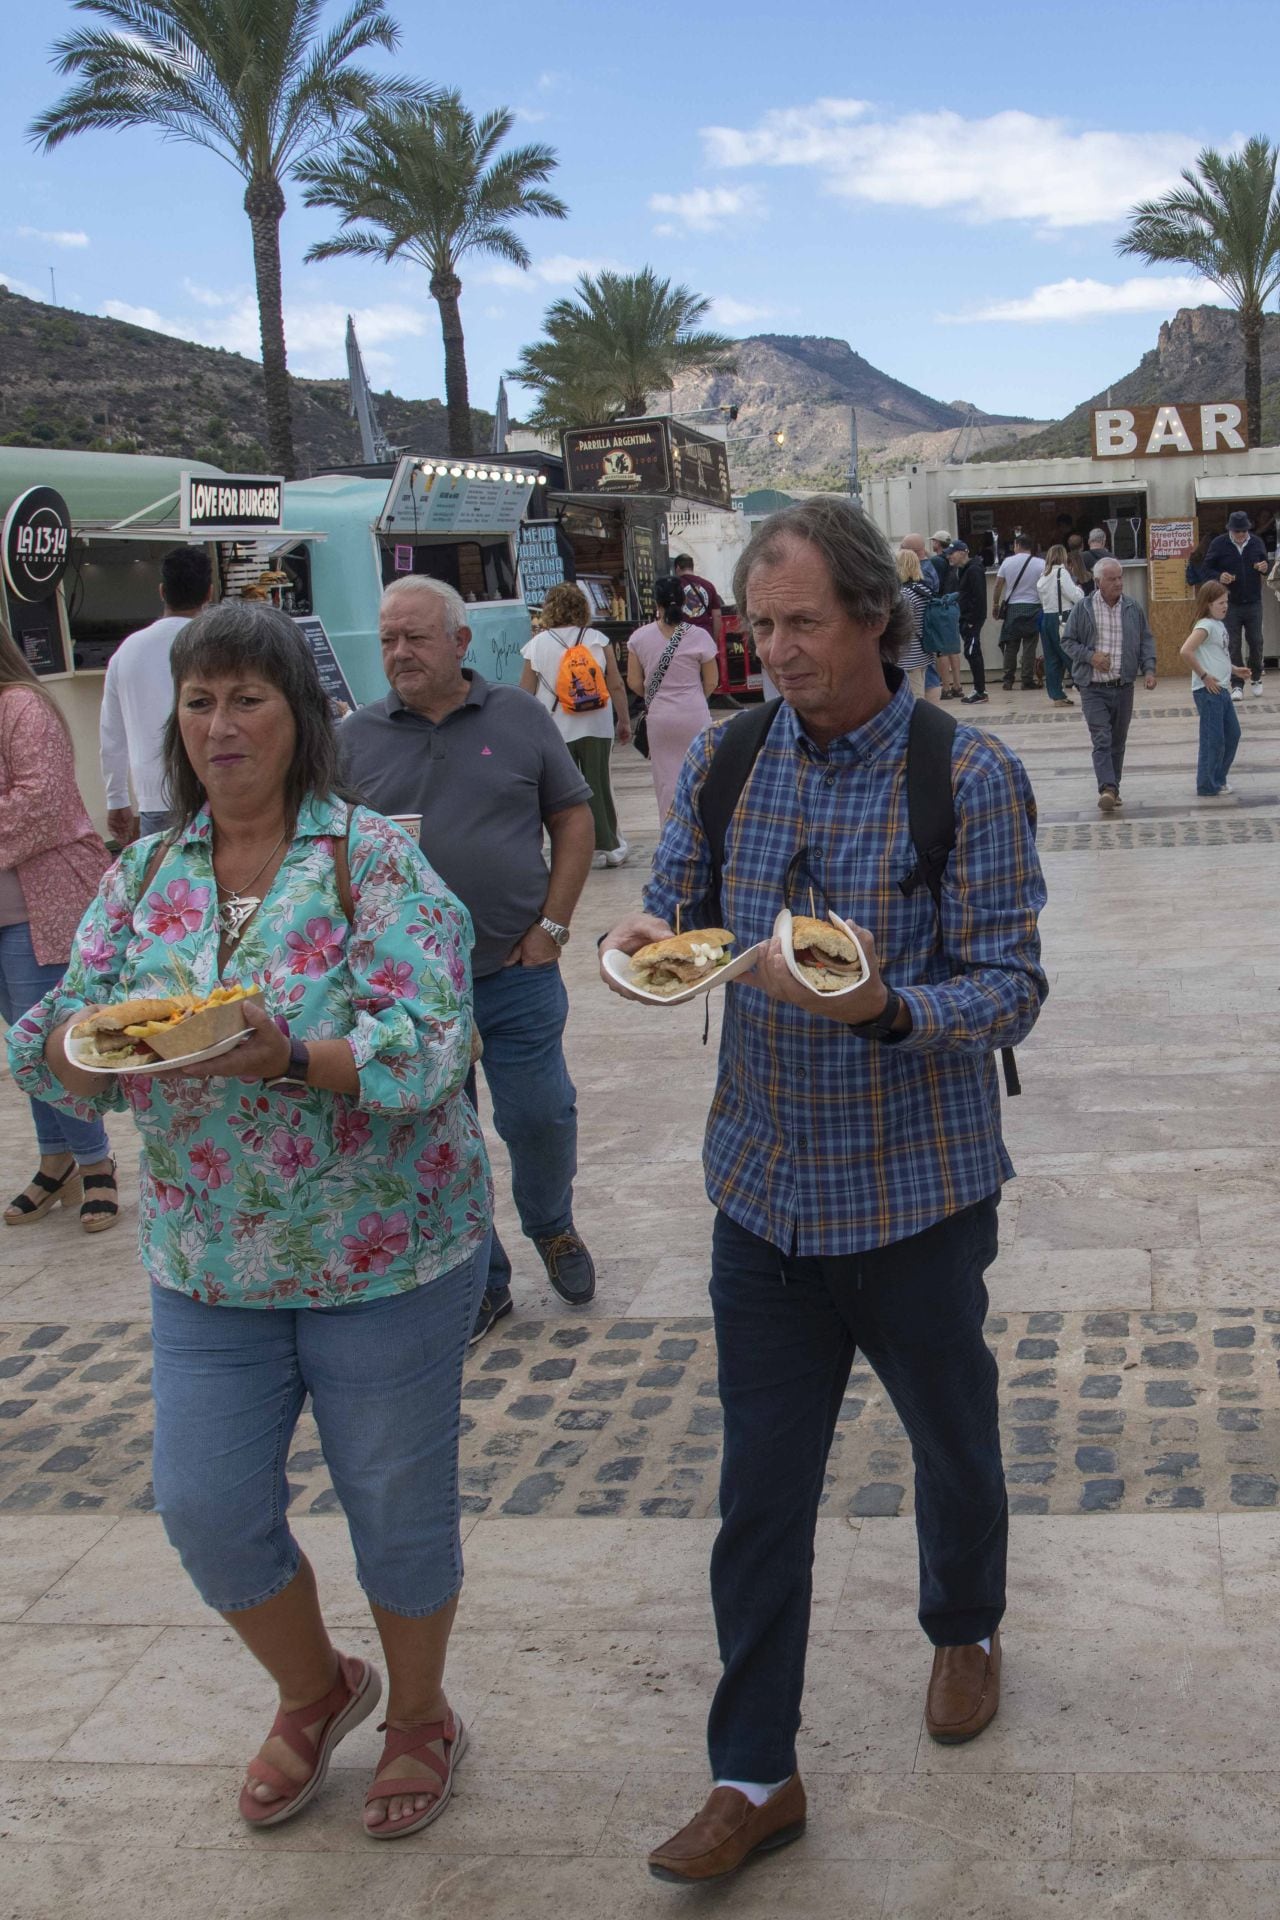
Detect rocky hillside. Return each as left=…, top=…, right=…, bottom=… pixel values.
left=986, top=306, right=1280, bottom=461
left=0, top=285, right=492, bottom=472
left=669, top=334, right=1042, bottom=488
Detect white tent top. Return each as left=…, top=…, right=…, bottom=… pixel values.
left=949, top=480, right=1148, bottom=501
left=1194, top=474, right=1280, bottom=503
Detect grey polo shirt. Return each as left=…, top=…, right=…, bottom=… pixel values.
left=340, top=673, right=592, bottom=978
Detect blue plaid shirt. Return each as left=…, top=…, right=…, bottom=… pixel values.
left=643, top=676, right=1048, bottom=1255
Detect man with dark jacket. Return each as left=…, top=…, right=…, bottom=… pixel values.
left=1061, top=557, right=1156, bottom=813
left=1205, top=510, right=1270, bottom=698
left=949, top=540, right=989, bottom=703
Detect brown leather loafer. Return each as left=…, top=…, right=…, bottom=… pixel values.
left=925, top=1629, right=1002, bottom=1745
left=648, top=1774, right=806, bottom=1883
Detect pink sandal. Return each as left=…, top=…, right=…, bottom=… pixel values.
left=363, top=1710, right=468, bottom=1840
left=238, top=1652, right=381, bottom=1828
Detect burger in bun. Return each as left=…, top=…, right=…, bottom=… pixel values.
left=629, top=928, right=734, bottom=998
left=71, top=997, right=189, bottom=1068
left=786, top=915, right=867, bottom=993
left=70, top=985, right=263, bottom=1068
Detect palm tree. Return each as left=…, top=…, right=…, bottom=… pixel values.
left=1118, top=137, right=1280, bottom=449
left=299, top=95, right=567, bottom=457
left=30, top=0, right=421, bottom=478
left=511, top=268, right=736, bottom=430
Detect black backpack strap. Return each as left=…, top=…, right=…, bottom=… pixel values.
left=697, top=698, right=783, bottom=922
left=900, top=699, right=1020, bottom=1096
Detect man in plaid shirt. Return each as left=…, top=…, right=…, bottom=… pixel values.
left=602, top=498, right=1047, bottom=1885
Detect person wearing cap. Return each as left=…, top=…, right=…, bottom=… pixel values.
left=925, top=531, right=953, bottom=594
left=945, top=540, right=990, bottom=703
left=1204, top=511, right=1270, bottom=699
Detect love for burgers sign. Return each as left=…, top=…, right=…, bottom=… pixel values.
left=180, top=472, right=284, bottom=532
left=2, top=486, right=72, bottom=602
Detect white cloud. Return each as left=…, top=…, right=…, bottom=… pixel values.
left=17, top=225, right=89, bottom=249
left=710, top=296, right=777, bottom=328
left=99, top=293, right=428, bottom=375
left=513, top=105, right=549, bottom=124
left=649, top=185, right=763, bottom=234
left=0, top=269, right=42, bottom=299
left=477, top=252, right=619, bottom=290
left=181, top=278, right=242, bottom=308
left=703, top=100, right=1201, bottom=228
left=945, top=273, right=1230, bottom=324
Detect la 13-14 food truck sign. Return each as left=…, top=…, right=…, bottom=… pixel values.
left=1092, top=402, right=1248, bottom=458
left=180, top=473, right=285, bottom=532
left=2, top=486, right=72, bottom=602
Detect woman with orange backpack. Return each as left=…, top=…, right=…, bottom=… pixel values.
left=520, top=582, right=633, bottom=868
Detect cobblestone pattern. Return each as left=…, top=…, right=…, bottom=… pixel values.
left=4, top=1307, right=1280, bottom=1519
left=1036, top=816, right=1280, bottom=853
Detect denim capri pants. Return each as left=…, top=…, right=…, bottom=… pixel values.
left=149, top=1237, right=488, bottom=1616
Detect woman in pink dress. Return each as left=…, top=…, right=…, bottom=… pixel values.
left=626, top=576, right=720, bottom=821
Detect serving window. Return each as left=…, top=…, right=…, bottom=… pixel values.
left=955, top=491, right=1148, bottom=563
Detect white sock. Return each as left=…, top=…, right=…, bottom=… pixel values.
left=715, top=1777, right=790, bottom=1807
left=978, top=1636, right=992, bottom=1654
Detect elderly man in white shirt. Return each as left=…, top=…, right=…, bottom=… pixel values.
left=100, top=545, right=212, bottom=842
left=1060, top=558, right=1157, bottom=813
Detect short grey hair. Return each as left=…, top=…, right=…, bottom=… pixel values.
left=1093, top=556, right=1123, bottom=578
left=380, top=573, right=467, bottom=637
left=733, top=496, right=912, bottom=668
left=1088, top=528, right=1107, bottom=547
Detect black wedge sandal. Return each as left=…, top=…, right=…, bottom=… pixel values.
left=79, top=1160, right=119, bottom=1236
left=4, top=1157, right=80, bottom=1227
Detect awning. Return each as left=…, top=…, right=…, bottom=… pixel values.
left=950, top=480, right=1148, bottom=501
left=74, top=525, right=326, bottom=550
left=1194, top=474, right=1280, bottom=503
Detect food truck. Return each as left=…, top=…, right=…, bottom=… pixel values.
left=862, top=399, right=1280, bottom=675
left=0, top=447, right=326, bottom=829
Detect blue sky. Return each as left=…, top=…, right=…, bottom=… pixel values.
left=1, top=0, right=1274, bottom=428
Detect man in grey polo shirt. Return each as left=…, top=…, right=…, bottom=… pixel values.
left=341, top=575, right=598, bottom=1341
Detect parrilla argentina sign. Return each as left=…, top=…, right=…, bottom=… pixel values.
left=180, top=473, right=285, bottom=531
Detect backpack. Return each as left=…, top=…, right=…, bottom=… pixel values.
left=921, top=584, right=961, bottom=655
left=696, top=696, right=1021, bottom=1095
left=552, top=627, right=608, bottom=715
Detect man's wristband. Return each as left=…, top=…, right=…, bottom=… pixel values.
left=847, top=987, right=906, bottom=1043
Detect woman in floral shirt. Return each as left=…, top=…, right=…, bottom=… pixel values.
left=9, top=602, right=492, bottom=1843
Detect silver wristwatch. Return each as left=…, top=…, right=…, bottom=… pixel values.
left=539, top=916, right=571, bottom=949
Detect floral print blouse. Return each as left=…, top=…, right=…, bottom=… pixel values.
left=7, top=795, right=492, bottom=1310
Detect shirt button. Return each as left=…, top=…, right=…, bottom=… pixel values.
left=797, top=1134, right=809, bottom=1149
left=824, top=770, right=837, bottom=787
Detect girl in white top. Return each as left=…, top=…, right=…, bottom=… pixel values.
left=1036, top=544, right=1083, bottom=706
left=1179, top=580, right=1246, bottom=797
left=520, top=581, right=633, bottom=866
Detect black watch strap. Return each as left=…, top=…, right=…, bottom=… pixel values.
left=849, top=987, right=905, bottom=1043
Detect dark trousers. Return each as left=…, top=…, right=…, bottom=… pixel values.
left=1226, top=601, right=1264, bottom=681
left=961, top=623, right=986, bottom=695
left=706, top=1198, right=1006, bottom=1781
left=999, top=612, right=1039, bottom=687
left=1079, top=680, right=1135, bottom=792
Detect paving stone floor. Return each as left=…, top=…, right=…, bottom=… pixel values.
left=7, top=681, right=1280, bottom=1917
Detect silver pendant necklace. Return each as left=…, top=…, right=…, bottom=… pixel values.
left=215, top=833, right=286, bottom=944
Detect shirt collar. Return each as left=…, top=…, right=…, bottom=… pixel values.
left=177, top=791, right=346, bottom=848
left=387, top=670, right=489, bottom=721
left=778, top=667, right=913, bottom=765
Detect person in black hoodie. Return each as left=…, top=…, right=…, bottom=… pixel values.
left=947, top=541, right=990, bottom=703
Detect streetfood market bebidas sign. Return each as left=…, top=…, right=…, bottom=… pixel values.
left=2, top=486, right=72, bottom=602
left=180, top=472, right=285, bottom=532
left=1092, top=402, right=1247, bottom=459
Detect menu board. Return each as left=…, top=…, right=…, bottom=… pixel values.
left=292, top=614, right=356, bottom=716
left=629, top=523, right=658, bottom=619
left=668, top=423, right=732, bottom=511
left=1148, top=519, right=1195, bottom=600
left=419, top=473, right=531, bottom=533
left=517, top=520, right=575, bottom=608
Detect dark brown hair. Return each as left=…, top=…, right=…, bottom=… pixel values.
left=732, top=496, right=912, bottom=667
left=0, top=621, right=70, bottom=739
left=162, top=600, right=347, bottom=827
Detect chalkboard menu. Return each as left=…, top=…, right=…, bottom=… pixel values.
left=292, top=614, right=356, bottom=716
left=629, top=523, right=658, bottom=619
left=517, top=520, right=575, bottom=608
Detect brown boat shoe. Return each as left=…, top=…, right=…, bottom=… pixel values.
left=925, top=1629, right=1002, bottom=1745
left=647, top=1774, right=807, bottom=1884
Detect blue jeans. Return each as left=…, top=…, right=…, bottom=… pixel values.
left=467, top=962, right=577, bottom=1297
left=707, top=1198, right=1005, bottom=1780
left=150, top=1237, right=489, bottom=1615
left=1040, top=613, right=1071, bottom=702
left=139, top=809, right=175, bottom=837
left=0, top=922, right=109, bottom=1164
left=1194, top=685, right=1241, bottom=794
left=1225, top=601, right=1264, bottom=682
